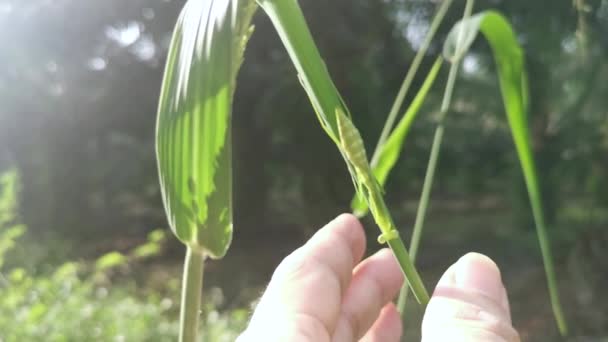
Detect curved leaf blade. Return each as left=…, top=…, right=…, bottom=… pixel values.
left=257, top=0, right=352, bottom=145
left=442, top=11, right=568, bottom=335
left=156, top=0, right=256, bottom=259
left=351, top=58, right=443, bottom=216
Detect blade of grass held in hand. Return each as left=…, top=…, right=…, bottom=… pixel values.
left=351, top=58, right=443, bottom=216
left=335, top=109, right=430, bottom=305
left=443, top=11, right=568, bottom=335
left=257, top=0, right=429, bottom=304
left=156, top=0, right=255, bottom=259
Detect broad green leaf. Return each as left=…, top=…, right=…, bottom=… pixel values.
left=351, top=58, right=443, bottom=216
left=443, top=11, right=567, bottom=335
left=156, top=0, right=256, bottom=259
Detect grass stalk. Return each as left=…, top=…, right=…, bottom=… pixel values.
left=371, top=0, right=454, bottom=166
left=397, top=0, right=475, bottom=314
left=366, top=182, right=430, bottom=305
left=179, top=247, right=205, bottom=342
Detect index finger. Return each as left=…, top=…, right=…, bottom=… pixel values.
left=244, top=214, right=367, bottom=338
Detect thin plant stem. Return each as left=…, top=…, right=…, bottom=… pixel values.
left=397, top=0, right=475, bottom=314
left=367, top=184, right=430, bottom=305
left=371, top=0, right=454, bottom=167
left=179, top=247, right=206, bottom=342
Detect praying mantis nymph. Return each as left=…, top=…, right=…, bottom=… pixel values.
left=335, top=108, right=400, bottom=244
left=335, top=108, right=370, bottom=175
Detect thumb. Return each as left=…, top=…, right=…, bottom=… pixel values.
left=421, top=253, right=520, bottom=342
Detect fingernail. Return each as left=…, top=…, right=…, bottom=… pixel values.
left=453, top=252, right=504, bottom=303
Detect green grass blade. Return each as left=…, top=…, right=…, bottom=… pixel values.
left=371, top=0, right=454, bottom=163
left=257, top=0, right=429, bottom=305
left=156, top=0, right=256, bottom=259
left=397, top=0, right=475, bottom=317
left=351, top=58, right=443, bottom=216
left=354, top=0, right=455, bottom=217
left=443, top=11, right=568, bottom=335
left=256, top=0, right=346, bottom=143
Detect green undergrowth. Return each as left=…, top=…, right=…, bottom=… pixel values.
left=0, top=170, right=248, bottom=342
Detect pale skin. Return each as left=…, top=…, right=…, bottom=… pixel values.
left=237, top=214, right=521, bottom=342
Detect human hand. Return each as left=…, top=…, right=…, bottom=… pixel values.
left=237, top=214, right=520, bottom=341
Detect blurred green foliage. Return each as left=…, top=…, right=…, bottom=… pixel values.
left=0, top=170, right=248, bottom=341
